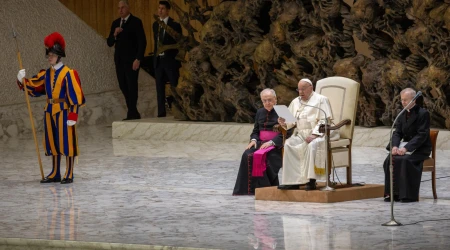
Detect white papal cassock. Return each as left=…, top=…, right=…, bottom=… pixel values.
left=281, top=92, right=335, bottom=185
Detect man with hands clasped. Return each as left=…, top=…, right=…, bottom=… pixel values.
left=16, top=32, right=85, bottom=184
left=382, top=88, right=431, bottom=203
left=107, top=0, right=146, bottom=120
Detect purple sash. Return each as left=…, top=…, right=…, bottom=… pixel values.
left=252, top=131, right=280, bottom=177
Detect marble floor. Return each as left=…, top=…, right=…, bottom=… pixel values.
left=1, top=124, right=450, bottom=250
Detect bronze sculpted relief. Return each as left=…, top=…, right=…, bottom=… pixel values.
left=166, top=0, right=450, bottom=128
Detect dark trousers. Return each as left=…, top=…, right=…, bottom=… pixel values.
left=115, top=62, right=140, bottom=118
left=232, top=148, right=282, bottom=195
left=154, top=56, right=179, bottom=117
left=383, top=154, right=427, bottom=201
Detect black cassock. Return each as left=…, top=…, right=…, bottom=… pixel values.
left=383, top=105, right=431, bottom=201
left=233, top=108, right=286, bottom=195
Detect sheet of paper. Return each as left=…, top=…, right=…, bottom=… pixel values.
left=273, top=105, right=296, bottom=123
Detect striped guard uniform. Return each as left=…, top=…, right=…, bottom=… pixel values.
left=22, top=64, right=85, bottom=157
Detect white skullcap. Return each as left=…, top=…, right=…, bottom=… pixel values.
left=300, top=78, right=313, bottom=85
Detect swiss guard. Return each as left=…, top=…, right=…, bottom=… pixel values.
left=16, top=32, right=85, bottom=184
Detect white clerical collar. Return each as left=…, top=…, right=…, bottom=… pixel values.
left=52, top=62, right=64, bottom=70
left=160, top=16, right=169, bottom=24
left=407, top=104, right=416, bottom=112
left=122, top=14, right=130, bottom=22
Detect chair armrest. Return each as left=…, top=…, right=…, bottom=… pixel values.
left=319, top=119, right=351, bottom=133
left=273, top=124, right=285, bottom=133
left=273, top=124, right=287, bottom=145
left=273, top=124, right=287, bottom=137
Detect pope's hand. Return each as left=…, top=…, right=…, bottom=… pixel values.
left=305, top=135, right=318, bottom=143
left=17, top=69, right=26, bottom=83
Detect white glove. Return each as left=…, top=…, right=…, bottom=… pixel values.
left=17, top=69, right=26, bottom=83
left=67, top=120, right=76, bottom=126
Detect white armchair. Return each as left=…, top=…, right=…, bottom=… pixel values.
left=315, top=76, right=360, bottom=185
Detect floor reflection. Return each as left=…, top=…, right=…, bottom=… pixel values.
left=248, top=214, right=279, bottom=249
left=38, top=186, right=79, bottom=241
left=282, top=215, right=351, bottom=250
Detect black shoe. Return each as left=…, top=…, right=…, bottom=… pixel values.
left=384, top=195, right=400, bottom=202
left=40, top=177, right=61, bottom=183
left=400, top=198, right=417, bottom=203
left=123, top=112, right=141, bottom=120
left=278, top=184, right=300, bottom=190
left=305, top=179, right=317, bottom=191
left=157, top=113, right=166, bottom=118
left=127, top=116, right=141, bottom=121
left=60, top=178, right=73, bottom=184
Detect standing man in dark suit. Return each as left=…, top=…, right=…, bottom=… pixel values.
left=107, top=0, right=146, bottom=120
left=383, top=88, right=432, bottom=203
left=153, top=1, right=182, bottom=117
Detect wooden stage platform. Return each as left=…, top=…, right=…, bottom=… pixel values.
left=255, top=183, right=384, bottom=203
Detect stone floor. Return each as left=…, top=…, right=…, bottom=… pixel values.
left=1, top=124, right=450, bottom=250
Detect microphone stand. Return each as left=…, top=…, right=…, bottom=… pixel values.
left=382, top=111, right=404, bottom=226
left=382, top=92, right=420, bottom=226
left=300, top=102, right=335, bottom=191
left=382, top=109, right=410, bottom=226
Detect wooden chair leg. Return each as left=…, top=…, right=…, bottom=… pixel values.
left=328, top=149, right=332, bottom=185
left=432, top=169, right=437, bottom=199
left=347, top=167, right=352, bottom=185
left=347, top=147, right=352, bottom=185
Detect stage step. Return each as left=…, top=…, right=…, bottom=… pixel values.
left=255, top=183, right=385, bottom=203
left=112, top=117, right=450, bottom=149
left=112, top=117, right=252, bottom=143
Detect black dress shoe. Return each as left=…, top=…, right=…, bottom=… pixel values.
left=400, top=198, right=417, bottom=203
left=278, top=184, right=300, bottom=190
left=384, top=195, right=400, bottom=202
left=60, top=178, right=73, bottom=184
left=157, top=113, right=166, bottom=118
left=305, top=179, right=317, bottom=191
left=123, top=114, right=141, bottom=120
left=40, top=177, right=61, bottom=183
left=126, top=116, right=141, bottom=121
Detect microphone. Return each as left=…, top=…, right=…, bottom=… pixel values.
left=297, top=97, right=329, bottom=145
left=411, top=91, right=422, bottom=102
left=297, top=97, right=329, bottom=131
